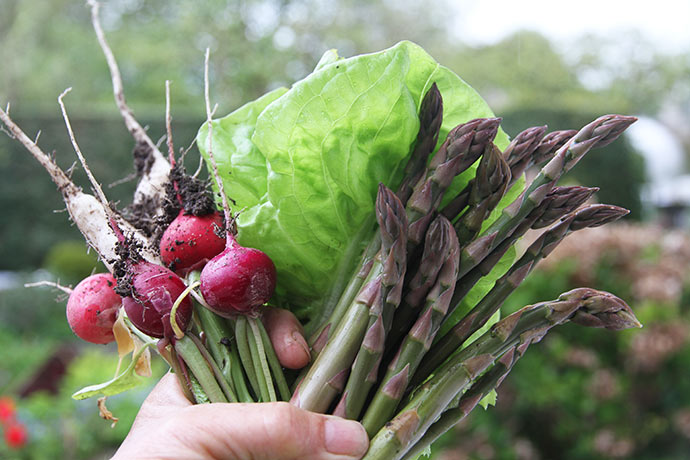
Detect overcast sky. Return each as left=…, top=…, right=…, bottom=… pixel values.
left=450, top=0, right=690, bottom=53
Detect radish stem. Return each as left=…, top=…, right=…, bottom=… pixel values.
left=187, top=334, right=238, bottom=403
left=174, top=335, right=227, bottom=403
left=170, top=280, right=200, bottom=339
left=256, top=320, right=291, bottom=401
left=234, top=317, right=260, bottom=397
left=250, top=317, right=279, bottom=401
left=228, top=338, right=254, bottom=403
left=166, top=347, right=195, bottom=403
left=247, top=317, right=275, bottom=402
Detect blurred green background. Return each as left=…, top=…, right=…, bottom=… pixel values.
left=1, top=0, right=689, bottom=458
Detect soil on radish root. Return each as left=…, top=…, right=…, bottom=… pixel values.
left=166, top=164, right=217, bottom=217
left=133, top=140, right=155, bottom=177
left=121, top=164, right=219, bottom=244
left=111, top=238, right=144, bottom=297
left=123, top=195, right=162, bottom=238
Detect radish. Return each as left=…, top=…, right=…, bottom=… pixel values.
left=160, top=210, right=226, bottom=275
left=54, top=88, right=193, bottom=342
left=193, top=52, right=285, bottom=404
left=66, top=273, right=121, bottom=344
left=199, top=237, right=276, bottom=315
left=120, top=259, right=193, bottom=339
left=159, top=81, right=226, bottom=275
left=198, top=53, right=277, bottom=317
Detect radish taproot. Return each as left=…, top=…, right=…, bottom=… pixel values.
left=66, top=273, right=121, bottom=344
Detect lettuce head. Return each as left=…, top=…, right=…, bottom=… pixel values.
left=198, top=41, right=521, bottom=328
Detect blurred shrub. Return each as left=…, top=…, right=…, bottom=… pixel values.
left=0, top=275, right=163, bottom=459
left=42, top=240, right=104, bottom=285
left=435, top=223, right=690, bottom=460
left=0, top=349, right=162, bottom=460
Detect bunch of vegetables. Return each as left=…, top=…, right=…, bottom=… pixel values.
left=0, top=2, right=643, bottom=458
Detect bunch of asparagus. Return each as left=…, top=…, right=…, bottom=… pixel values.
left=290, top=84, right=641, bottom=459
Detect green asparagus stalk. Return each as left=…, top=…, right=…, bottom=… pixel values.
left=531, top=129, right=578, bottom=166
left=414, top=203, right=629, bottom=385
left=335, top=184, right=409, bottom=420
left=438, top=185, right=598, bottom=330
left=401, top=343, right=526, bottom=460
left=456, top=114, right=636, bottom=280
left=407, top=117, right=500, bottom=250
left=363, top=288, right=641, bottom=460
left=291, top=185, right=406, bottom=412
left=502, top=125, right=547, bottom=181
left=397, top=82, right=444, bottom=204
left=453, top=143, right=512, bottom=245
left=440, top=124, right=546, bottom=221
left=308, top=117, right=500, bottom=366
left=307, top=85, right=442, bottom=347
left=386, top=215, right=457, bottom=352
left=391, top=186, right=595, bottom=383
left=531, top=185, right=599, bottom=229
left=361, top=215, right=459, bottom=436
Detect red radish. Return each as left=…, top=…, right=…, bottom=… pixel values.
left=121, top=260, right=193, bottom=339
left=66, top=273, right=121, bottom=344
left=198, top=54, right=278, bottom=317
left=159, top=82, right=225, bottom=276
left=159, top=210, right=226, bottom=275
left=200, top=237, right=277, bottom=315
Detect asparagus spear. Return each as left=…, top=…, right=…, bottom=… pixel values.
left=453, top=143, right=512, bottom=245
left=308, top=117, right=499, bottom=356
left=401, top=343, right=526, bottom=460
left=335, top=184, right=409, bottom=420
left=386, top=215, right=457, bottom=352
left=406, top=117, right=501, bottom=251
left=531, top=129, right=578, bottom=166
left=291, top=185, right=406, bottom=412
left=361, top=215, right=459, bottom=436
left=502, top=125, right=547, bottom=183
left=440, top=124, right=546, bottom=221
left=397, top=82, right=444, bottom=204
left=456, top=114, right=636, bottom=280
left=439, top=185, right=598, bottom=330
left=363, top=288, right=641, bottom=460
left=414, top=203, right=629, bottom=385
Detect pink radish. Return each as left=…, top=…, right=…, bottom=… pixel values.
left=66, top=273, right=121, bottom=344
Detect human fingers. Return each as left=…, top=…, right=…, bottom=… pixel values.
left=262, top=307, right=311, bottom=369
left=177, top=401, right=368, bottom=460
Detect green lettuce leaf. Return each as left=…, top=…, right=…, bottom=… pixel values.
left=199, top=41, right=510, bottom=321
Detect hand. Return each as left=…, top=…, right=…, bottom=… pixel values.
left=112, top=308, right=369, bottom=460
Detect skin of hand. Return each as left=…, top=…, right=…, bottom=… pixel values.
left=112, top=308, right=369, bottom=460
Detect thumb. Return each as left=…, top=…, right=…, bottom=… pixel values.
left=180, top=401, right=369, bottom=460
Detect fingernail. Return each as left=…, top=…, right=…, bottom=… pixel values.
left=324, top=417, right=369, bottom=457
left=292, top=330, right=311, bottom=357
